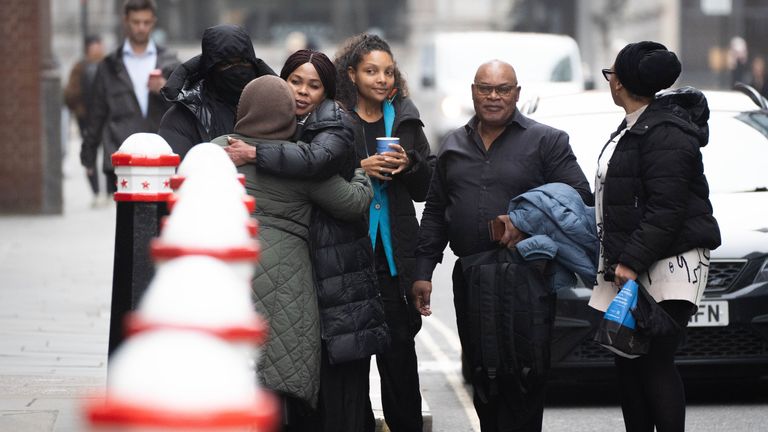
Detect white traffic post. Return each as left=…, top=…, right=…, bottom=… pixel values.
left=124, top=256, right=268, bottom=369
left=85, top=330, right=278, bottom=431
left=150, top=174, right=260, bottom=281
left=109, top=133, right=179, bottom=357
left=169, top=142, right=246, bottom=191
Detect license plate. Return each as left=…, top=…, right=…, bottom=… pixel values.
left=688, top=301, right=729, bottom=327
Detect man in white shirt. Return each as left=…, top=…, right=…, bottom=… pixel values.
left=80, top=0, right=179, bottom=196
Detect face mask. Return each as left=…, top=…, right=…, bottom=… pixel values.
left=208, top=64, right=256, bottom=105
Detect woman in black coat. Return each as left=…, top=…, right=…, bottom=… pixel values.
left=334, top=33, right=434, bottom=432
left=225, top=49, right=388, bottom=432
left=590, top=41, right=721, bottom=432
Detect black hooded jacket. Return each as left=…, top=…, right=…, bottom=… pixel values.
left=158, top=25, right=274, bottom=158
left=601, top=87, right=721, bottom=278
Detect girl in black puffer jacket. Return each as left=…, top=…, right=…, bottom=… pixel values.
left=334, top=33, right=435, bottom=432
left=589, top=41, right=721, bottom=432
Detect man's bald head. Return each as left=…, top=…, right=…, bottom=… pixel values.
left=474, top=60, right=517, bottom=83
left=471, top=60, right=520, bottom=130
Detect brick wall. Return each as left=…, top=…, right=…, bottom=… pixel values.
left=0, top=0, right=60, bottom=214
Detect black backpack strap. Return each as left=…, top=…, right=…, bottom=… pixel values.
left=480, top=259, right=500, bottom=397
left=499, top=250, right=527, bottom=397
left=515, top=258, right=555, bottom=392
left=464, top=258, right=487, bottom=402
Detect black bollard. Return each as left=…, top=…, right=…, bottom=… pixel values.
left=107, top=134, right=179, bottom=358
left=109, top=201, right=168, bottom=356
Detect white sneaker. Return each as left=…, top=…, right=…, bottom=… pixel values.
left=94, top=195, right=112, bottom=208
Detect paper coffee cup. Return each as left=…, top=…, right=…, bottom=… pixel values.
left=376, top=137, right=399, bottom=154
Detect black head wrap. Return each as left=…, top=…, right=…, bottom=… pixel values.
left=614, top=41, right=681, bottom=97
left=280, top=49, right=337, bottom=99
left=199, top=25, right=276, bottom=104
left=200, top=25, right=257, bottom=76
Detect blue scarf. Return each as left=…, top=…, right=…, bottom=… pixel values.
left=367, top=97, right=398, bottom=276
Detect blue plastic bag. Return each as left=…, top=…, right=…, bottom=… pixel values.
left=593, top=280, right=650, bottom=358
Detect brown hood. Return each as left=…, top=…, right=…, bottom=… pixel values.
left=235, top=75, right=296, bottom=140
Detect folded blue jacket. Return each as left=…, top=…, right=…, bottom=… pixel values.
left=508, top=183, right=598, bottom=291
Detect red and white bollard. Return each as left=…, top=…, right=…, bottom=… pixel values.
left=91, top=139, right=277, bottom=431
left=113, top=133, right=179, bottom=202
left=85, top=330, right=278, bottom=431
left=167, top=172, right=255, bottom=215
left=125, top=256, right=268, bottom=369
left=109, top=133, right=180, bottom=357
left=151, top=175, right=260, bottom=281
left=169, top=142, right=245, bottom=191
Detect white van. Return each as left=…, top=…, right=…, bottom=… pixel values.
left=416, top=31, right=586, bottom=149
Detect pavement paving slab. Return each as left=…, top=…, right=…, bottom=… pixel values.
left=0, top=411, right=58, bottom=432
left=0, top=136, right=113, bottom=432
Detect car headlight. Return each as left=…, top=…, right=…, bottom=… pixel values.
left=441, top=96, right=463, bottom=119
left=755, top=257, right=768, bottom=284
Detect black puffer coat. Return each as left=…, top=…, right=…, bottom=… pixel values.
left=256, top=99, right=390, bottom=364
left=350, top=95, right=435, bottom=301
left=601, top=87, right=721, bottom=278
left=158, top=25, right=274, bottom=158
left=252, top=99, right=354, bottom=180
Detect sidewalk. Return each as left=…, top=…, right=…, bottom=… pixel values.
left=0, top=134, right=113, bottom=431
left=0, top=133, right=429, bottom=431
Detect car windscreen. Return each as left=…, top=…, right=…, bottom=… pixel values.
left=735, top=110, right=768, bottom=138
left=432, top=37, right=579, bottom=89
left=536, top=111, right=768, bottom=194
left=706, top=113, right=768, bottom=193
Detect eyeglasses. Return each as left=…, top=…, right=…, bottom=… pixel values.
left=601, top=68, right=615, bottom=81
left=473, top=83, right=518, bottom=97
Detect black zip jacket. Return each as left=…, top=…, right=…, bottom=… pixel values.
left=257, top=99, right=390, bottom=364
left=251, top=99, right=354, bottom=180
left=350, top=95, right=436, bottom=302
left=81, top=43, right=179, bottom=170
left=601, top=87, right=721, bottom=278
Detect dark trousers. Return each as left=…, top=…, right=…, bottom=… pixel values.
left=279, top=393, right=319, bottom=432
left=86, top=170, right=100, bottom=195
left=105, top=170, right=117, bottom=194
left=375, top=270, right=424, bottom=432
left=318, top=343, right=375, bottom=432
left=614, top=300, right=695, bottom=432
left=76, top=118, right=102, bottom=196
left=452, top=262, right=547, bottom=432
left=472, top=382, right=545, bottom=432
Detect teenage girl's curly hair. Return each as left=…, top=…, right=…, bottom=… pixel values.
left=333, top=33, right=409, bottom=110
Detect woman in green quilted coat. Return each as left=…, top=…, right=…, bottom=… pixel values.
left=212, top=75, right=373, bottom=416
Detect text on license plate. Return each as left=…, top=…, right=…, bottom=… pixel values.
left=688, top=301, right=729, bottom=327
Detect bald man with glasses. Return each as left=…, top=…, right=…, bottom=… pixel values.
left=412, top=60, right=592, bottom=431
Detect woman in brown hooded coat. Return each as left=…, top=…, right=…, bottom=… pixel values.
left=212, top=75, right=373, bottom=424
